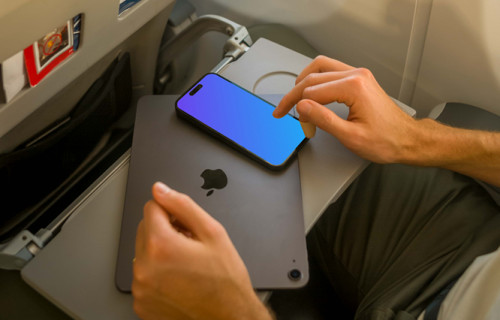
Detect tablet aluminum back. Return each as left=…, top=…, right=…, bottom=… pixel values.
left=115, top=95, right=308, bottom=291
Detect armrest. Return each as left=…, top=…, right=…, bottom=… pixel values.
left=432, top=102, right=500, bottom=205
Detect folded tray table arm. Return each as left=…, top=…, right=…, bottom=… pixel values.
left=155, top=14, right=253, bottom=93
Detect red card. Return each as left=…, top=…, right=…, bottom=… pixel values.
left=24, top=21, right=74, bottom=87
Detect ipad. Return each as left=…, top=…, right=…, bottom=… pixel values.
left=115, top=95, right=309, bottom=291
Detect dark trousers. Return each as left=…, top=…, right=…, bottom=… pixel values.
left=307, top=164, right=500, bottom=319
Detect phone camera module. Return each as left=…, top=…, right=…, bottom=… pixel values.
left=288, top=269, right=302, bottom=281
left=190, top=84, right=203, bottom=96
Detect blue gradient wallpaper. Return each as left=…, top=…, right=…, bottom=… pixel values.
left=176, top=74, right=306, bottom=166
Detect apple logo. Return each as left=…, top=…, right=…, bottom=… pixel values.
left=200, top=169, right=228, bottom=196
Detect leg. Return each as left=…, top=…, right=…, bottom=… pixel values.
left=308, top=164, right=500, bottom=319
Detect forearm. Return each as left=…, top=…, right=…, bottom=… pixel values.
left=275, top=56, right=500, bottom=186
left=401, top=118, right=500, bottom=187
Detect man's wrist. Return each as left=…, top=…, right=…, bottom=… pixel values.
left=397, top=117, right=500, bottom=186
left=396, top=118, right=441, bottom=166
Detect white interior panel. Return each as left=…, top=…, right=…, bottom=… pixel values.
left=188, top=0, right=417, bottom=98
left=412, top=0, right=500, bottom=116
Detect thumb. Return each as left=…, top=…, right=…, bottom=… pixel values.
left=296, top=99, right=349, bottom=138
left=151, top=182, right=222, bottom=241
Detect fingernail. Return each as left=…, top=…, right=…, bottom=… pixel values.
left=154, top=182, right=170, bottom=195
left=297, top=100, right=313, bottom=117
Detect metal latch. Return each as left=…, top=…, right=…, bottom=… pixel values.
left=0, top=228, right=52, bottom=270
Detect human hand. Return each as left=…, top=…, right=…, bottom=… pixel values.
left=132, top=182, right=273, bottom=320
left=273, top=55, right=416, bottom=164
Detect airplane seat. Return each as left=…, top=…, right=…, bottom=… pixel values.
left=429, top=102, right=500, bottom=132
left=0, top=0, right=176, bottom=242
left=247, top=24, right=319, bottom=60
left=429, top=102, right=500, bottom=203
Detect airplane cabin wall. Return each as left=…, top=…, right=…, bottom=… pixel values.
left=412, top=0, right=500, bottom=116
left=188, top=0, right=418, bottom=103
left=188, top=0, right=500, bottom=118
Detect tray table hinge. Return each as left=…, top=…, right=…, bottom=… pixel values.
left=0, top=228, right=53, bottom=270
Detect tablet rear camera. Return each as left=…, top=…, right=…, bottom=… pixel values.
left=288, top=269, right=302, bottom=281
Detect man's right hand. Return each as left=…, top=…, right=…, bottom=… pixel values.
left=273, top=55, right=417, bottom=164
left=274, top=55, right=500, bottom=187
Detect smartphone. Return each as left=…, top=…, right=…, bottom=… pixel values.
left=175, top=73, right=307, bottom=170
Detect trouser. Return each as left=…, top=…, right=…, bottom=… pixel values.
left=307, top=164, right=500, bottom=320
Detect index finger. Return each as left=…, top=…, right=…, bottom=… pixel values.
left=273, top=70, right=352, bottom=118
left=296, top=56, right=354, bottom=84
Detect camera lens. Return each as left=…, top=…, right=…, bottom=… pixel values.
left=288, top=269, right=302, bottom=281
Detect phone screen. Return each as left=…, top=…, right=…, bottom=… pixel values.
left=176, top=73, right=307, bottom=169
